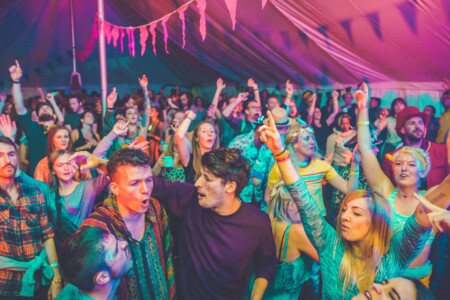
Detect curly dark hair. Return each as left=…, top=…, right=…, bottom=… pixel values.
left=201, top=148, right=249, bottom=196
left=107, top=148, right=151, bottom=179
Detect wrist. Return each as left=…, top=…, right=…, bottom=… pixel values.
left=11, top=79, right=20, bottom=84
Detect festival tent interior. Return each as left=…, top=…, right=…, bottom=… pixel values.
left=0, top=0, right=449, bottom=111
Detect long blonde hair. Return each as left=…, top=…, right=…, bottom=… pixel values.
left=335, top=189, right=392, bottom=294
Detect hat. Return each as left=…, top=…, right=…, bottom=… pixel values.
left=302, top=91, right=314, bottom=104
left=263, top=107, right=296, bottom=128
left=344, top=124, right=382, bottom=150
left=395, top=106, right=429, bottom=138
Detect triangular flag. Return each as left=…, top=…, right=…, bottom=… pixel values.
left=365, top=12, right=382, bottom=40
left=196, top=0, right=207, bottom=41
left=224, top=0, right=237, bottom=30
left=178, top=5, right=189, bottom=48
left=149, top=22, right=157, bottom=55
left=397, top=1, right=418, bottom=34
left=339, top=19, right=354, bottom=44
left=140, top=26, right=148, bottom=56
left=111, top=26, right=120, bottom=48
left=297, top=30, right=309, bottom=46
left=318, top=25, right=330, bottom=48
left=161, top=15, right=170, bottom=54
left=262, top=0, right=268, bottom=9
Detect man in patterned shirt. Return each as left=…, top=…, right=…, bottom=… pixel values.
left=0, top=136, right=61, bottom=299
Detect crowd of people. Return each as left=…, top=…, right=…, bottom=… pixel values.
left=0, top=60, right=449, bottom=300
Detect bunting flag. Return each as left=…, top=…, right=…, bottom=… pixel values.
left=339, top=19, right=353, bottom=44
left=365, top=12, right=382, bottom=40
left=76, top=0, right=261, bottom=59
left=318, top=25, right=330, bottom=49
left=224, top=0, right=237, bottom=30
left=397, top=1, right=418, bottom=34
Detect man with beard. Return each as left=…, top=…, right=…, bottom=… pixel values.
left=222, top=93, right=262, bottom=136
left=64, top=95, right=85, bottom=131
left=0, top=136, right=61, bottom=299
left=9, top=60, right=64, bottom=175
left=57, top=227, right=132, bottom=300
left=381, top=106, right=449, bottom=190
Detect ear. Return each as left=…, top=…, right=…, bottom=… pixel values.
left=245, top=108, right=249, bottom=116
left=225, top=181, right=237, bottom=194
left=400, top=127, right=405, bottom=135
left=109, top=181, right=119, bottom=196
left=94, top=271, right=111, bottom=286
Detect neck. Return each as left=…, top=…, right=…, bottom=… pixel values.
left=297, top=153, right=311, bottom=165
left=85, top=279, right=120, bottom=300
left=82, top=123, right=92, bottom=131
left=352, top=239, right=372, bottom=260
left=0, top=177, right=16, bottom=192
left=396, top=186, right=418, bottom=200
left=213, top=196, right=241, bottom=216
left=77, top=108, right=85, bottom=114
left=200, top=147, right=211, bottom=156
left=58, top=179, right=76, bottom=194
left=404, top=137, right=423, bottom=148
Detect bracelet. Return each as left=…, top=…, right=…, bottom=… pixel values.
left=349, top=170, right=359, bottom=176
left=253, top=88, right=259, bottom=92
left=11, top=80, right=20, bottom=84
left=357, top=121, right=370, bottom=126
left=275, top=154, right=291, bottom=163
left=186, top=116, right=193, bottom=122
left=274, top=150, right=290, bottom=161
left=51, top=279, right=62, bottom=285
left=50, top=262, right=59, bottom=268
left=273, top=148, right=287, bottom=157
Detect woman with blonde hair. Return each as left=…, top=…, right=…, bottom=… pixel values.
left=263, top=182, right=318, bottom=299
left=176, top=110, right=219, bottom=183
left=258, top=110, right=446, bottom=299
left=356, top=85, right=444, bottom=286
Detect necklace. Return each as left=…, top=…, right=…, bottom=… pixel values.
left=353, top=252, right=371, bottom=261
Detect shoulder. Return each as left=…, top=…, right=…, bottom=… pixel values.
left=240, top=203, right=271, bottom=225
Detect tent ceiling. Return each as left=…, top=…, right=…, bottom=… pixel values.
left=0, top=0, right=449, bottom=88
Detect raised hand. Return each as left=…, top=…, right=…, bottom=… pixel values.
left=258, top=111, right=284, bottom=154
left=46, top=93, right=55, bottom=103
left=107, top=87, right=118, bottom=108
left=129, top=138, right=149, bottom=152
left=354, top=89, right=368, bottom=111
left=415, top=193, right=450, bottom=233
left=285, top=80, right=294, bottom=98
left=139, top=75, right=149, bottom=88
left=9, top=60, right=22, bottom=82
left=112, top=120, right=129, bottom=137
left=248, top=78, right=258, bottom=91
left=0, top=114, right=16, bottom=139
left=236, top=92, right=249, bottom=103
left=216, top=78, right=226, bottom=90
left=332, top=90, right=339, bottom=100
left=69, top=151, right=104, bottom=172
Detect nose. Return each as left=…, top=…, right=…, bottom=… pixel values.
left=341, top=210, right=350, bottom=222
left=400, top=162, right=408, bottom=171
left=139, top=182, right=149, bottom=194
left=194, top=177, right=202, bottom=189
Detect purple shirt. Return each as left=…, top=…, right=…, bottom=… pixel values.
left=152, top=179, right=276, bottom=300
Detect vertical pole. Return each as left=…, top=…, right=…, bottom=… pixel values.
left=70, top=0, right=76, bottom=72
left=97, top=0, right=107, bottom=119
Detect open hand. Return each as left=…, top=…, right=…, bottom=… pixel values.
left=0, top=114, right=16, bottom=139
left=285, top=80, right=294, bottom=98
left=139, top=75, right=149, bottom=88
left=236, top=92, right=249, bottom=103
left=248, top=78, right=258, bottom=90
left=216, top=78, right=226, bottom=90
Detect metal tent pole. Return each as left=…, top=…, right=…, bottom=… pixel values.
left=97, top=0, right=108, bottom=119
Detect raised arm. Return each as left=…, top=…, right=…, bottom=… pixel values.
left=325, top=90, right=340, bottom=126
left=138, top=75, right=151, bottom=136
left=283, top=80, right=294, bottom=110
left=248, top=78, right=260, bottom=107
left=175, top=110, right=196, bottom=167
left=46, top=93, right=64, bottom=125
left=327, top=147, right=360, bottom=193
left=9, top=60, right=26, bottom=115
left=258, top=111, right=337, bottom=253
left=356, top=84, right=393, bottom=195
left=212, top=78, right=226, bottom=107
left=0, top=114, right=17, bottom=142
left=222, top=92, right=248, bottom=118
left=306, top=93, right=316, bottom=125
left=93, top=121, right=128, bottom=159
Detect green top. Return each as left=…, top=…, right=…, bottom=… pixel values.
left=286, top=179, right=430, bottom=300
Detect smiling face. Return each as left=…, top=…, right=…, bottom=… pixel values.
left=53, top=129, right=70, bottom=151
left=401, top=116, right=425, bottom=143
left=393, top=153, right=421, bottom=187
left=339, top=197, right=372, bottom=242
left=81, top=112, right=95, bottom=126
left=196, top=123, right=217, bottom=151
left=351, top=278, right=416, bottom=300
left=111, top=165, right=154, bottom=216
left=69, top=97, right=82, bottom=113
left=52, top=153, right=76, bottom=183
left=393, top=100, right=406, bottom=115
left=313, top=108, right=322, bottom=120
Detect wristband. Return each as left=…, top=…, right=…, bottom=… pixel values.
left=253, top=88, right=259, bottom=92
left=51, top=279, right=62, bottom=285
left=11, top=80, right=20, bottom=84
left=357, top=121, right=370, bottom=126
left=50, top=262, right=59, bottom=268
left=349, top=170, right=359, bottom=176
left=186, top=116, right=193, bottom=122
left=273, top=148, right=287, bottom=157
left=275, top=154, right=291, bottom=163
left=274, top=149, right=290, bottom=161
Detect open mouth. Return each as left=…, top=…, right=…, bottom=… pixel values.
left=198, top=192, right=206, bottom=201
left=141, top=199, right=149, bottom=206
left=399, top=173, right=408, bottom=178
left=364, top=290, right=372, bottom=299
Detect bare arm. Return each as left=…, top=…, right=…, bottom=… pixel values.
left=328, top=148, right=360, bottom=193
left=175, top=110, right=196, bottom=167
left=222, top=93, right=248, bottom=118
left=248, top=78, right=261, bottom=107
left=46, top=93, right=64, bottom=125
left=212, top=78, right=226, bottom=107
left=325, top=90, right=339, bottom=126
left=9, top=60, right=27, bottom=115
left=43, top=238, right=61, bottom=299
left=306, top=93, right=316, bottom=125
left=250, top=278, right=268, bottom=300
left=293, top=224, right=319, bottom=262
left=284, top=80, right=294, bottom=108
left=355, top=84, right=394, bottom=196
